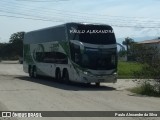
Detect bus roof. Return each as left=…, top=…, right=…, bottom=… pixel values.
left=25, top=22, right=112, bottom=34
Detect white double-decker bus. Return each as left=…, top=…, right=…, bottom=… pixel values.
left=23, top=22, right=117, bottom=86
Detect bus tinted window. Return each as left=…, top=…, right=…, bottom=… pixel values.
left=36, top=52, right=68, bottom=64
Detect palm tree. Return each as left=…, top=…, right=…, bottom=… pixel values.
left=122, top=37, right=134, bottom=61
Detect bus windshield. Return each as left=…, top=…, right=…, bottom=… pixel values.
left=81, top=48, right=117, bottom=70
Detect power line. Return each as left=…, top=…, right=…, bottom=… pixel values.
left=1, top=7, right=160, bottom=28
left=0, top=3, right=160, bottom=26
left=0, top=13, right=160, bottom=28
left=0, top=14, right=63, bottom=22
left=14, top=0, right=69, bottom=2
left=1, top=0, right=160, bottom=20
left=0, top=0, right=160, bottom=27
left=0, top=0, right=160, bottom=28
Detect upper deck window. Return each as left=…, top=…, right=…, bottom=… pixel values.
left=68, top=25, right=116, bottom=45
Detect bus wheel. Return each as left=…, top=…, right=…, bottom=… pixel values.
left=55, top=69, right=61, bottom=81
left=63, top=70, right=70, bottom=84
left=29, top=66, right=33, bottom=77
left=33, top=66, right=37, bottom=78
left=95, top=82, right=100, bottom=86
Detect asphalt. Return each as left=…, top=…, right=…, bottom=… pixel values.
left=0, top=61, right=159, bottom=120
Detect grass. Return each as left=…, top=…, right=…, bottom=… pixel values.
left=118, top=61, right=143, bottom=79
left=129, top=81, right=160, bottom=97
left=118, top=61, right=160, bottom=97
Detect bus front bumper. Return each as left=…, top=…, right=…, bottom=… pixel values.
left=81, top=73, right=117, bottom=83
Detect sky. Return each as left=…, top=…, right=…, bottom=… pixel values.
left=0, top=0, right=160, bottom=43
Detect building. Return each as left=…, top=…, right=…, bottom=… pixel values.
left=136, top=39, right=160, bottom=62
left=138, top=39, right=160, bottom=48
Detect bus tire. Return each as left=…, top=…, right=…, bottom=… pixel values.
left=63, top=69, right=70, bottom=84
left=55, top=69, right=61, bottom=81
left=33, top=66, right=37, bottom=78
left=29, top=66, right=33, bottom=77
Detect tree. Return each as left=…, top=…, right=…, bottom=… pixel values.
left=9, top=32, right=25, bottom=43
left=9, top=32, right=25, bottom=57
left=0, top=43, right=11, bottom=59
left=122, top=37, right=134, bottom=61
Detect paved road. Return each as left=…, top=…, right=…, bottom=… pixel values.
left=0, top=61, right=159, bottom=120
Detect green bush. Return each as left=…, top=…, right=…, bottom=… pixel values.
left=130, top=81, right=160, bottom=97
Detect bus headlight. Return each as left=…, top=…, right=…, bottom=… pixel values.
left=113, top=72, right=117, bottom=75
left=83, top=71, right=88, bottom=75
